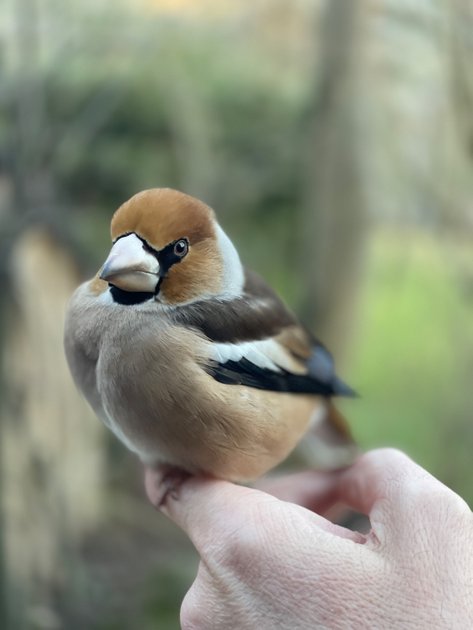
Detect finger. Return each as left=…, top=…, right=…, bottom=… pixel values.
left=154, top=473, right=276, bottom=551
left=336, top=449, right=427, bottom=514
left=254, top=470, right=342, bottom=515
left=146, top=465, right=366, bottom=556
left=145, top=465, right=272, bottom=545
left=335, top=448, right=467, bottom=538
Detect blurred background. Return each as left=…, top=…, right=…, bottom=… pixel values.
left=1, top=0, right=473, bottom=627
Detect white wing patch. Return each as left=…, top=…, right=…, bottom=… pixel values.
left=211, top=338, right=300, bottom=374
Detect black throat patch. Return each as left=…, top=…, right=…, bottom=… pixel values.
left=110, top=286, right=155, bottom=305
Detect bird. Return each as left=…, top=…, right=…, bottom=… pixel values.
left=64, top=188, right=356, bottom=482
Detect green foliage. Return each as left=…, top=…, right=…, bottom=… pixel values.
left=1, top=11, right=309, bottom=277
left=348, top=230, right=473, bottom=503
left=94, top=559, right=190, bottom=630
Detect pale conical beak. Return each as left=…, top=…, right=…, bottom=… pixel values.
left=100, top=233, right=160, bottom=293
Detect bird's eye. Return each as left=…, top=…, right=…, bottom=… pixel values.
left=174, top=239, right=188, bottom=257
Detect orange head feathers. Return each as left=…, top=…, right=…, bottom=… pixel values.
left=100, top=188, right=242, bottom=305
left=111, top=188, right=216, bottom=249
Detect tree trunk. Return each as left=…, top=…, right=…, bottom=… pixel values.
left=301, top=0, right=368, bottom=360
left=1, top=229, right=105, bottom=629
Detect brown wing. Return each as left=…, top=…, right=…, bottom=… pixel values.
left=169, top=268, right=297, bottom=343
left=171, top=269, right=354, bottom=397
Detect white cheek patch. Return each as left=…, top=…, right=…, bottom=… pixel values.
left=214, top=224, right=244, bottom=300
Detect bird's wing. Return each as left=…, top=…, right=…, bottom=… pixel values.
left=204, top=335, right=355, bottom=397
left=169, top=268, right=297, bottom=343
left=172, top=269, right=355, bottom=398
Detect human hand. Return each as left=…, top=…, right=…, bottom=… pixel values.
left=145, top=450, right=473, bottom=629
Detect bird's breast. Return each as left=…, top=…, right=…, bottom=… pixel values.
left=70, top=294, right=321, bottom=480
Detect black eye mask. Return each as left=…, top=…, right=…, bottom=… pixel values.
left=109, top=236, right=189, bottom=305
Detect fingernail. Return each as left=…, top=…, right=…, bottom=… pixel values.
left=160, top=469, right=191, bottom=507
left=145, top=465, right=191, bottom=511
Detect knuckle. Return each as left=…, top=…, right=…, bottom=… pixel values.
left=219, top=525, right=264, bottom=569
left=360, top=447, right=411, bottom=472
left=180, top=587, right=205, bottom=630
left=355, top=448, right=413, bottom=500
left=209, top=501, right=276, bottom=569
left=404, top=478, right=471, bottom=520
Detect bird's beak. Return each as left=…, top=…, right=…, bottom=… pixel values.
left=100, top=233, right=160, bottom=293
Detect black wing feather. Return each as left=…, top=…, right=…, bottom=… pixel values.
left=204, top=356, right=355, bottom=398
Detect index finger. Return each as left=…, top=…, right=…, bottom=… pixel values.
left=144, top=466, right=362, bottom=560
left=145, top=467, right=276, bottom=552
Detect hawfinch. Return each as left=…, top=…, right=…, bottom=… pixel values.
left=64, top=188, right=355, bottom=481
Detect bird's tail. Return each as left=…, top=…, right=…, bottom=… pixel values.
left=295, top=401, right=359, bottom=470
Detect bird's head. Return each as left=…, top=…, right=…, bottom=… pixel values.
left=99, top=188, right=243, bottom=305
